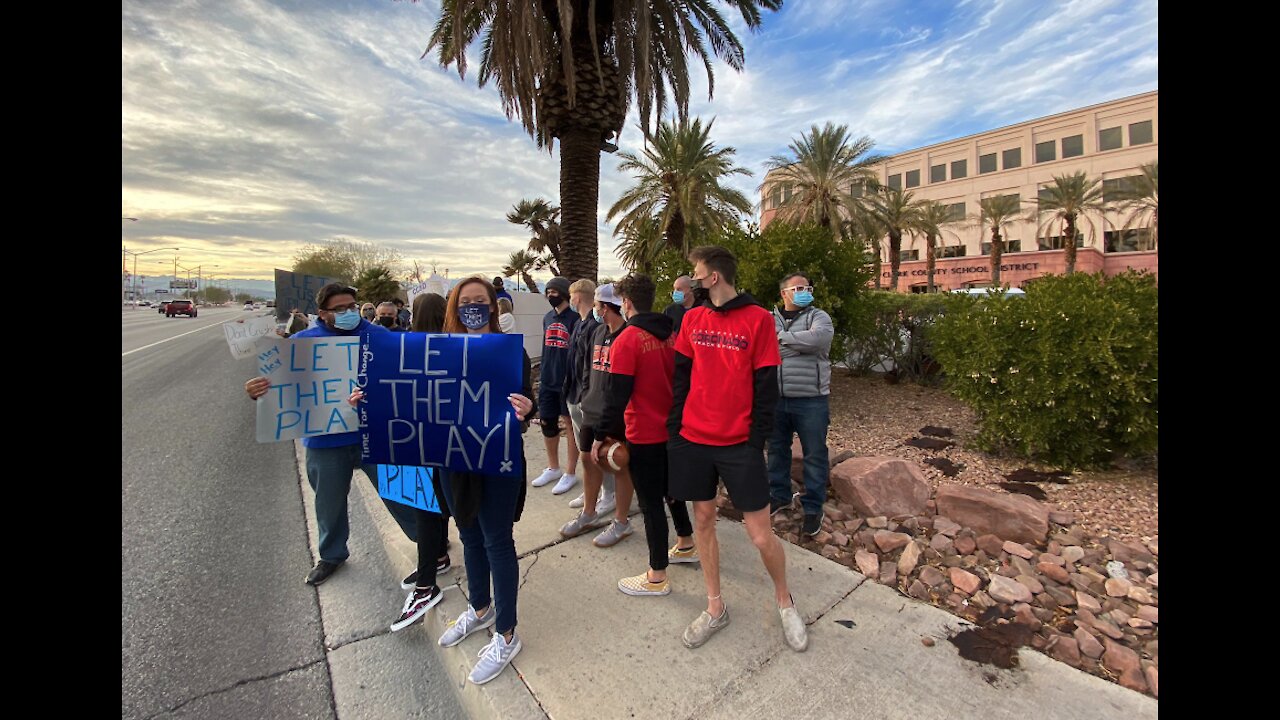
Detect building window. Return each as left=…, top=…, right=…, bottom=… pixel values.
left=1037, top=233, right=1085, bottom=250
left=848, top=181, right=864, bottom=198
left=910, top=284, right=930, bottom=294
left=1037, top=186, right=1053, bottom=206
left=1102, top=176, right=1140, bottom=203
left=768, top=186, right=781, bottom=210
left=888, top=174, right=902, bottom=190
left=951, top=159, right=967, bottom=179
left=1099, top=126, right=1122, bottom=151
left=1002, top=147, right=1021, bottom=170
left=906, top=170, right=920, bottom=188
left=1129, top=120, right=1153, bottom=145
left=782, top=183, right=794, bottom=203
left=899, top=249, right=920, bottom=262
left=939, top=245, right=967, bottom=258
left=981, top=239, right=1022, bottom=255
left=1062, top=134, right=1084, bottom=158
left=930, top=164, right=947, bottom=183
left=1104, top=229, right=1155, bottom=252
left=1035, top=140, right=1056, bottom=163
left=945, top=202, right=966, bottom=222
left=979, top=153, right=997, bottom=174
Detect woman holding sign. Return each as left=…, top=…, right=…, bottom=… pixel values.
left=437, top=277, right=534, bottom=685
left=358, top=277, right=534, bottom=685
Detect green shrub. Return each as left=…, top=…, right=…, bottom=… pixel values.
left=844, top=291, right=949, bottom=382
left=928, top=271, right=1158, bottom=468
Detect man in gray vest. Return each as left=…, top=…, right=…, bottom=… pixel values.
left=768, top=272, right=834, bottom=538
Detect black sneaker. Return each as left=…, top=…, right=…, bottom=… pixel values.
left=802, top=514, right=822, bottom=537
left=390, top=586, right=444, bottom=631
left=401, top=570, right=419, bottom=590
left=770, top=498, right=789, bottom=515
left=437, top=555, right=452, bottom=574
left=305, top=560, right=341, bottom=586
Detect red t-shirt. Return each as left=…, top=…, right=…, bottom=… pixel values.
left=674, top=303, right=781, bottom=446
left=608, top=325, right=674, bottom=444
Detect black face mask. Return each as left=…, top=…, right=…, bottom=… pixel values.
left=547, top=293, right=563, bottom=308
left=690, top=276, right=712, bottom=306
left=377, top=316, right=397, bottom=328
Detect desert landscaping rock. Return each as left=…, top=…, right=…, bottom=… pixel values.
left=935, top=485, right=1049, bottom=543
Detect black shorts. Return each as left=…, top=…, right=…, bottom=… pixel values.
left=667, top=437, right=769, bottom=513
left=576, top=423, right=594, bottom=454
left=538, top=387, right=569, bottom=437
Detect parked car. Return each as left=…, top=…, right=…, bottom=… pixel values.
left=167, top=300, right=198, bottom=318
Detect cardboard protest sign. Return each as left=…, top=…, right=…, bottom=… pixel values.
left=255, top=336, right=361, bottom=443
left=223, top=315, right=279, bottom=359
left=375, top=465, right=441, bottom=513
left=359, top=333, right=523, bottom=477
left=274, top=269, right=338, bottom=321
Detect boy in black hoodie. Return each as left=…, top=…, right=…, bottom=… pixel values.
left=592, top=274, right=698, bottom=597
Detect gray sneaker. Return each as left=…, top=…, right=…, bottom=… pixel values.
left=779, top=600, right=809, bottom=652
left=560, top=510, right=605, bottom=538
left=569, top=492, right=585, bottom=509
left=595, top=490, right=617, bottom=517
left=438, top=605, right=496, bottom=648
left=682, top=606, right=730, bottom=648
left=592, top=519, right=634, bottom=548
left=469, top=632, right=522, bottom=685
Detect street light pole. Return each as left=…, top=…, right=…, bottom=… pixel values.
left=124, top=247, right=179, bottom=306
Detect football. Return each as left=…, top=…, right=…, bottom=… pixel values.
left=602, top=439, right=630, bottom=472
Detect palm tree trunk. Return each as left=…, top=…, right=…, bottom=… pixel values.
left=889, top=229, right=902, bottom=292
left=559, top=127, right=602, bottom=281
left=669, top=212, right=687, bottom=258
left=926, top=233, right=936, bottom=293
left=990, top=229, right=1002, bottom=287
left=1063, top=215, right=1078, bottom=275
left=521, top=271, right=538, bottom=293
left=872, top=244, right=882, bottom=290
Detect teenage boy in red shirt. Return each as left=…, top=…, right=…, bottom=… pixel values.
left=592, top=274, right=698, bottom=597
left=667, top=246, right=808, bottom=652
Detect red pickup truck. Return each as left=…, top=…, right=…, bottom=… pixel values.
left=166, top=300, right=198, bottom=318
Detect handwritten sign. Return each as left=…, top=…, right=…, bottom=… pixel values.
left=359, top=333, right=523, bottom=477
left=376, top=465, right=441, bottom=513
left=255, top=336, right=361, bottom=443
left=274, top=269, right=338, bottom=321
left=224, top=315, right=280, bottom=359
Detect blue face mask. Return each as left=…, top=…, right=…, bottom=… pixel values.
left=333, top=309, right=361, bottom=330
left=672, top=290, right=685, bottom=304
left=459, top=303, right=491, bottom=330
left=792, top=291, right=814, bottom=308
left=592, top=307, right=603, bottom=323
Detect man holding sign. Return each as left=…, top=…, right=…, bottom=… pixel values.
left=245, top=283, right=418, bottom=586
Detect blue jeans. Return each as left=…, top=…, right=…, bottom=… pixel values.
left=440, top=472, right=522, bottom=635
left=767, top=395, right=831, bottom=516
left=304, top=444, right=419, bottom=563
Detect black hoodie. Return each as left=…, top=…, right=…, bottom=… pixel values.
left=668, top=292, right=779, bottom=449
left=595, top=312, right=675, bottom=443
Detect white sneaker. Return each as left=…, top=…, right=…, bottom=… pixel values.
left=552, top=473, right=578, bottom=495
left=596, top=490, right=617, bottom=516
left=569, top=492, right=585, bottom=508
left=532, top=467, right=564, bottom=488
left=469, top=632, right=522, bottom=685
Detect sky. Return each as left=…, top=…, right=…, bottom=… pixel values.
left=121, top=0, right=1158, bottom=288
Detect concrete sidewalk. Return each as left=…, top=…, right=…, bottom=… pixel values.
left=355, top=439, right=1158, bottom=720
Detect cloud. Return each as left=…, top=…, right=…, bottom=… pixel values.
left=122, top=0, right=1157, bottom=282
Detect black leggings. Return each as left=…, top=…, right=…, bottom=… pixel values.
left=629, top=442, right=694, bottom=571
left=415, top=471, right=452, bottom=588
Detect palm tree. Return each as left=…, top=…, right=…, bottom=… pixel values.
left=845, top=209, right=886, bottom=290
left=427, top=1, right=781, bottom=282
left=973, top=194, right=1022, bottom=288
left=607, top=117, right=752, bottom=269
left=507, top=198, right=564, bottom=275
left=910, top=201, right=962, bottom=293
left=503, top=250, right=540, bottom=293
left=614, top=216, right=665, bottom=274
left=763, top=123, right=883, bottom=234
left=1027, top=171, right=1108, bottom=275
left=1112, top=160, right=1158, bottom=253
left=864, top=186, right=921, bottom=292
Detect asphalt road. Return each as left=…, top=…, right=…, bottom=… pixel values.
left=122, top=307, right=463, bottom=719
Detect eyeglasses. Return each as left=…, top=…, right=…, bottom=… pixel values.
left=786, top=285, right=814, bottom=293
left=323, top=302, right=360, bottom=312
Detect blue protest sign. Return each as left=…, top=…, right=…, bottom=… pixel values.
left=359, top=332, right=524, bottom=478
left=255, top=336, right=361, bottom=443
left=274, top=269, right=338, bottom=321
left=376, top=465, right=441, bottom=513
